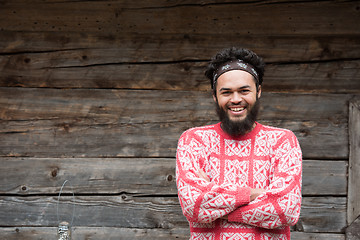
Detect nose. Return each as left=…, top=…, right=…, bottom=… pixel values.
left=231, top=92, right=242, bottom=104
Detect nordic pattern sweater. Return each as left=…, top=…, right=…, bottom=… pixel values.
left=176, top=122, right=302, bottom=240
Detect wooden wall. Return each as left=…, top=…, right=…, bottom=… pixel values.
left=0, top=0, right=360, bottom=239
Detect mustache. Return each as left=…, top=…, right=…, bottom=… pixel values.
left=227, top=103, right=248, bottom=107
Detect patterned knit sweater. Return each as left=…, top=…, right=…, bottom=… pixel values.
left=176, top=122, right=302, bottom=240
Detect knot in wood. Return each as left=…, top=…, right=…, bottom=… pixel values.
left=166, top=175, right=173, bottom=182
left=51, top=168, right=58, bottom=177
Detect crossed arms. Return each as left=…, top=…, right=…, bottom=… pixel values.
left=176, top=129, right=302, bottom=229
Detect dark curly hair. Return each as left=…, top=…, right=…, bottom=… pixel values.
left=205, top=47, right=265, bottom=94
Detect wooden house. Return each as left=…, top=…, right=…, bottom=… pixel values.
left=0, top=1, right=359, bottom=239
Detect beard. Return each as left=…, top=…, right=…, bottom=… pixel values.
left=216, top=98, right=260, bottom=137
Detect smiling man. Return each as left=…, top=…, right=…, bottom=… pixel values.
left=176, top=47, right=302, bottom=239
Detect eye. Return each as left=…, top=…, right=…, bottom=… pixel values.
left=221, top=91, right=231, bottom=95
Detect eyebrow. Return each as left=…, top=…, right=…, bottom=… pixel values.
left=219, top=85, right=251, bottom=92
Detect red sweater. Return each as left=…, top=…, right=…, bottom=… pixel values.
left=176, top=122, right=302, bottom=240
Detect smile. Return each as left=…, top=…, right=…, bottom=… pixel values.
left=230, top=107, right=245, bottom=112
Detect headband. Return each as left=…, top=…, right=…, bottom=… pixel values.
left=212, top=59, right=259, bottom=89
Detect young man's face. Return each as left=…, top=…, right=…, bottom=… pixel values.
left=213, top=70, right=261, bottom=136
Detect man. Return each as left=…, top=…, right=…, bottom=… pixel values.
left=176, top=47, right=302, bottom=239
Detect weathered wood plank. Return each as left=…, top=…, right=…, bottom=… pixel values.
left=0, top=118, right=348, bottom=159
left=0, top=158, right=177, bottom=195
left=291, top=232, right=345, bottom=240
left=0, top=195, right=186, bottom=228
left=348, top=98, right=360, bottom=224
left=0, top=88, right=350, bottom=158
left=1, top=31, right=360, bottom=64
left=0, top=196, right=347, bottom=233
left=1, top=1, right=359, bottom=35
left=0, top=158, right=347, bottom=196
left=301, top=160, right=347, bottom=196
left=0, top=88, right=350, bottom=122
left=296, top=197, right=347, bottom=233
left=0, top=227, right=346, bottom=240
left=1, top=53, right=359, bottom=93
left=262, top=60, right=360, bottom=94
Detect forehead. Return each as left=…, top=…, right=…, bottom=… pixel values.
left=216, top=70, right=257, bottom=89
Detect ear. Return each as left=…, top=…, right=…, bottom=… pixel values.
left=257, top=85, right=262, bottom=99
left=212, top=93, right=217, bottom=103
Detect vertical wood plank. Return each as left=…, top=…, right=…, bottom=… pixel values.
left=348, top=97, right=360, bottom=224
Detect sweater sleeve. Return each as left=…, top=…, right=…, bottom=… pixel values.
left=227, top=131, right=302, bottom=229
left=176, top=129, right=251, bottom=223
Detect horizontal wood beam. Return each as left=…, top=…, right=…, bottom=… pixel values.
left=0, top=196, right=346, bottom=233
left=1, top=32, right=360, bottom=65
left=1, top=1, right=359, bottom=36
left=0, top=227, right=346, bottom=240
left=1, top=55, right=359, bottom=93
left=0, top=88, right=350, bottom=123
left=0, top=158, right=347, bottom=196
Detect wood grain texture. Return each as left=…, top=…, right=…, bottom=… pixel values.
left=1, top=31, right=360, bottom=64
left=0, top=158, right=347, bottom=196
left=0, top=196, right=347, bottom=233
left=1, top=54, right=359, bottom=93
left=0, top=195, right=186, bottom=228
left=0, top=88, right=350, bottom=158
left=348, top=98, right=360, bottom=224
left=296, top=197, right=347, bottom=233
left=0, top=158, right=177, bottom=195
left=0, top=227, right=346, bottom=240
left=301, top=160, right=347, bottom=196
left=0, top=88, right=350, bottom=122
left=1, top=1, right=359, bottom=35
left=0, top=119, right=348, bottom=158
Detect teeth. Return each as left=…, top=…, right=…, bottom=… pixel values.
left=231, top=107, right=244, bottom=112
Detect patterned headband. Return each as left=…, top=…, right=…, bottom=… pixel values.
left=212, top=59, right=259, bottom=89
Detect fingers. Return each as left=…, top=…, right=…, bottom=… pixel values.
left=250, top=188, right=266, bottom=201
left=220, top=215, right=228, bottom=220
left=197, top=169, right=210, bottom=182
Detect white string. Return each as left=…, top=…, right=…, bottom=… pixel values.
left=56, top=180, right=75, bottom=226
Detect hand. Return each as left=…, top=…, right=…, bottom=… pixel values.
left=220, top=215, right=228, bottom=220
left=250, top=188, right=265, bottom=201
left=197, top=169, right=210, bottom=182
